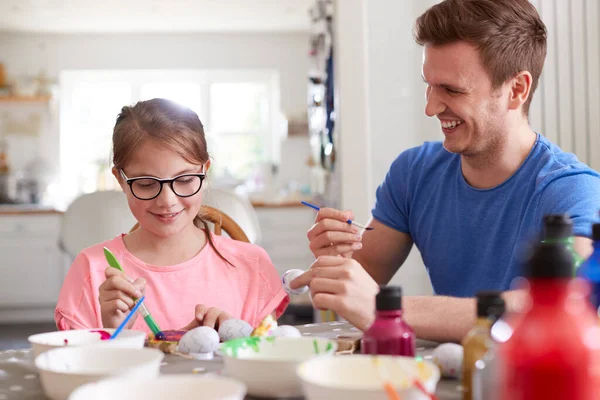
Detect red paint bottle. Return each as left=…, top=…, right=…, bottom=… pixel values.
left=498, top=242, right=600, bottom=400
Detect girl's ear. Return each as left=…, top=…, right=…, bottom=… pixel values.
left=112, top=167, right=127, bottom=191
left=203, top=160, right=211, bottom=174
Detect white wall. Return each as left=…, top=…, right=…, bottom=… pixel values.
left=336, top=0, right=440, bottom=295
left=0, top=32, right=310, bottom=116
left=0, top=32, right=313, bottom=195
left=528, top=0, right=600, bottom=171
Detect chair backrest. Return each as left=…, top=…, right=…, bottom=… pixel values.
left=129, top=205, right=250, bottom=243
left=59, top=191, right=137, bottom=259
left=201, top=188, right=261, bottom=244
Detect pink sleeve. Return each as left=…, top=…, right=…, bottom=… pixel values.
left=54, top=253, right=101, bottom=330
left=253, top=248, right=290, bottom=327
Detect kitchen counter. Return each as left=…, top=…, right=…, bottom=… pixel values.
left=0, top=204, right=63, bottom=215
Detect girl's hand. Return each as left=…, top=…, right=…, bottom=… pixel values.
left=180, top=304, right=233, bottom=330
left=99, top=267, right=146, bottom=329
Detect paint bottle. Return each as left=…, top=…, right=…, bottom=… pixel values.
left=361, top=285, right=416, bottom=356
left=542, top=214, right=583, bottom=271
left=576, top=222, right=600, bottom=312
left=461, top=291, right=505, bottom=400
left=498, top=242, right=600, bottom=400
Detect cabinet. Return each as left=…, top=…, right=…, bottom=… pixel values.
left=0, top=213, right=68, bottom=322
left=255, top=207, right=316, bottom=277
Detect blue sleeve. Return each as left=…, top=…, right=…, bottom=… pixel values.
left=537, top=170, right=600, bottom=238
left=371, top=149, right=416, bottom=234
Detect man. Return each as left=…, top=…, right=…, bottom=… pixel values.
left=290, top=0, right=600, bottom=342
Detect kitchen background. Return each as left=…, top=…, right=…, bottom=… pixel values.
left=1, top=0, right=599, bottom=346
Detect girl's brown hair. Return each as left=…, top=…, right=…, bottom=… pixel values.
left=112, top=98, right=231, bottom=264
left=414, top=0, right=547, bottom=115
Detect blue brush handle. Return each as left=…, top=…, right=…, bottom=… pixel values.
left=110, top=296, right=146, bottom=340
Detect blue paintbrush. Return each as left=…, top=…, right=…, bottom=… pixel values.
left=301, top=201, right=374, bottom=230
left=110, top=296, right=146, bottom=340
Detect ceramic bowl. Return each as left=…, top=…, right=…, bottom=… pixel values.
left=28, top=329, right=146, bottom=357
left=221, top=336, right=337, bottom=398
left=297, top=354, right=441, bottom=400
left=35, top=346, right=163, bottom=400
left=69, top=375, right=247, bottom=400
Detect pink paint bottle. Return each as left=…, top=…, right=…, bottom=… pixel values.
left=361, top=286, right=416, bottom=356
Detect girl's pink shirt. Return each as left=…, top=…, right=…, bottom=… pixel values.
left=55, top=234, right=290, bottom=331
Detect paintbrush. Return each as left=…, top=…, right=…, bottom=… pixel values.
left=103, top=247, right=162, bottom=337
left=301, top=201, right=374, bottom=230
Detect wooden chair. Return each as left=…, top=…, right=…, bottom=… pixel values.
left=129, top=205, right=250, bottom=242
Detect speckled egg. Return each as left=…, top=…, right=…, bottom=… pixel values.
left=432, top=342, right=464, bottom=379
left=271, top=325, right=302, bottom=338
left=218, top=319, right=253, bottom=342
left=282, top=269, right=308, bottom=295
left=177, top=326, right=220, bottom=354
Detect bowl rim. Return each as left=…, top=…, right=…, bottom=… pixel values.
left=68, top=374, right=248, bottom=398
left=28, top=328, right=146, bottom=346
left=221, top=336, right=338, bottom=363
left=34, top=346, right=164, bottom=377
left=296, top=354, right=441, bottom=391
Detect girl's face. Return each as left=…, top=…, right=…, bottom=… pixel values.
left=114, top=139, right=210, bottom=239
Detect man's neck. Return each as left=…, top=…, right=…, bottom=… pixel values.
left=461, top=122, right=537, bottom=189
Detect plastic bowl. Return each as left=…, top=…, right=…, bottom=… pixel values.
left=297, top=354, right=441, bottom=400
left=28, top=329, right=146, bottom=357
left=221, top=336, right=337, bottom=398
left=35, top=346, right=163, bottom=400
left=68, top=375, right=247, bottom=400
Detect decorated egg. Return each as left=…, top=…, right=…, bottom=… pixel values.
left=177, top=326, right=219, bottom=354
left=218, top=319, right=253, bottom=342
left=432, top=342, right=464, bottom=379
left=282, top=269, right=308, bottom=295
left=271, top=325, right=302, bottom=338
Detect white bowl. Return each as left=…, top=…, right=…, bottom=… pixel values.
left=28, top=329, right=146, bottom=357
left=69, top=375, right=246, bottom=400
left=298, top=354, right=441, bottom=400
left=221, top=336, right=337, bottom=398
left=35, top=346, right=163, bottom=400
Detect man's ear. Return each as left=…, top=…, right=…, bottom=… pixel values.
left=508, top=71, right=533, bottom=112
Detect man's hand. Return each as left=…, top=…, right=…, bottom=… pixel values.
left=180, top=304, right=233, bottom=330
left=307, top=208, right=364, bottom=258
left=290, top=256, right=380, bottom=330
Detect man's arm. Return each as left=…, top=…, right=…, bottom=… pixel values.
left=390, top=236, right=593, bottom=343
left=353, top=218, right=414, bottom=284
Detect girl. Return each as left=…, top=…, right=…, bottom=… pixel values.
left=55, top=98, right=290, bottom=332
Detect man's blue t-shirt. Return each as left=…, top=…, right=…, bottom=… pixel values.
left=372, top=134, right=600, bottom=297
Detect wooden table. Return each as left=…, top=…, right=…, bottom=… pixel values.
left=0, top=322, right=461, bottom=399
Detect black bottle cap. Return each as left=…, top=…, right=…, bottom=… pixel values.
left=525, top=242, right=573, bottom=279
left=592, top=223, right=600, bottom=241
left=543, top=214, right=573, bottom=240
left=376, top=285, right=402, bottom=311
left=475, top=291, right=505, bottom=319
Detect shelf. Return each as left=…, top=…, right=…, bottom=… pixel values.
left=0, top=95, right=52, bottom=103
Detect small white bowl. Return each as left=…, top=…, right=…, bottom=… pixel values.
left=68, top=375, right=247, bottom=400
left=298, top=354, right=441, bottom=400
left=28, top=329, right=146, bottom=357
left=35, top=346, right=163, bottom=400
left=221, top=336, right=337, bottom=398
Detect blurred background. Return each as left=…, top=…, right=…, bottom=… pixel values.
left=1, top=0, right=599, bottom=346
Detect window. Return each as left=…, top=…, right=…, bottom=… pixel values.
left=59, top=70, right=283, bottom=201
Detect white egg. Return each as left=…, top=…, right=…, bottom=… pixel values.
left=271, top=325, right=302, bottom=338
left=431, top=342, right=464, bottom=379
left=178, top=326, right=219, bottom=354
left=218, top=319, right=253, bottom=342
left=282, top=269, right=308, bottom=295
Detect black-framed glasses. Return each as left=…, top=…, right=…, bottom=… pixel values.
left=120, top=167, right=206, bottom=200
